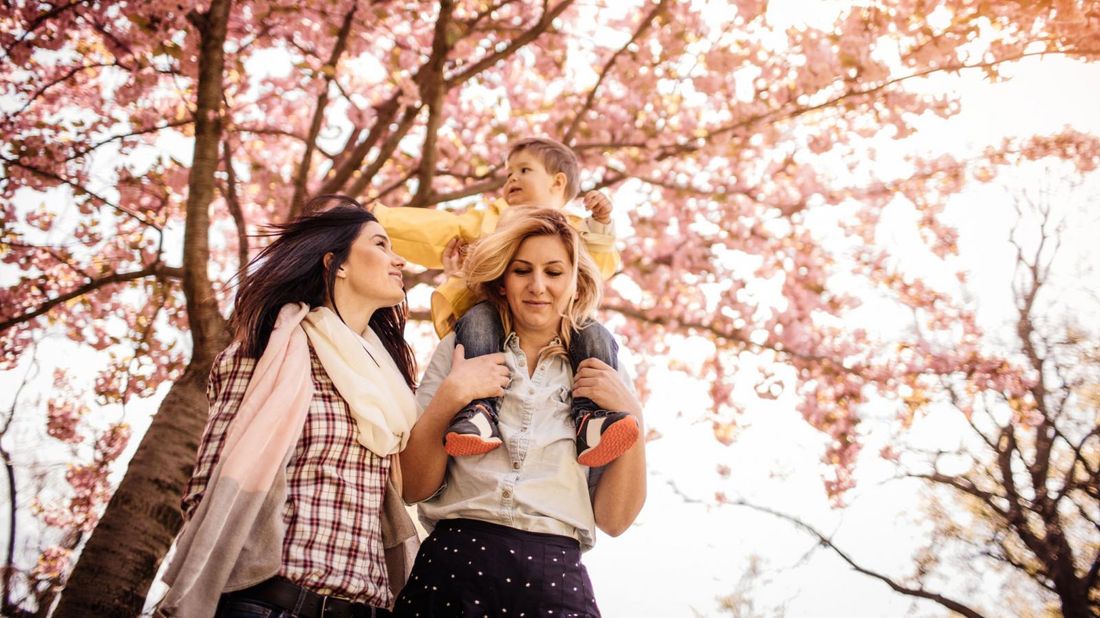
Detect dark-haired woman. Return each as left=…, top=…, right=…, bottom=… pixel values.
left=158, top=196, right=509, bottom=617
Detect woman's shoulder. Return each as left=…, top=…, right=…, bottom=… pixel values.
left=207, top=342, right=257, bottom=398
left=211, top=341, right=253, bottom=371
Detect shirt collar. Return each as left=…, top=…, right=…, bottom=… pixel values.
left=503, top=332, right=562, bottom=350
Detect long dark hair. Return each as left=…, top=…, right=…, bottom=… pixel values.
left=228, top=195, right=417, bottom=388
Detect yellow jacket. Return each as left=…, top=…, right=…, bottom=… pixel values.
left=374, top=198, right=620, bottom=338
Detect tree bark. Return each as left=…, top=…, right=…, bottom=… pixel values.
left=52, top=0, right=233, bottom=615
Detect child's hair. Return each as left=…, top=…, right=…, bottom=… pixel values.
left=465, top=209, right=601, bottom=356
left=508, top=137, right=581, bottom=202
left=229, top=195, right=417, bottom=387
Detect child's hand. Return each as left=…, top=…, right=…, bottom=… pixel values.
left=583, top=191, right=613, bottom=224
left=442, top=237, right=469, bottom=278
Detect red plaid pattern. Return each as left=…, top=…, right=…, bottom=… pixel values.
left=182, top=343, right=392, bottom=607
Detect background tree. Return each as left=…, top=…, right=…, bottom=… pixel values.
left=710, top=167, right=1099, bottom=617
left=1, top=0, right=1099, bottom=614
left=0, top=345, right=131, bottom=617
left=894, top=170, right=1100, bottom=617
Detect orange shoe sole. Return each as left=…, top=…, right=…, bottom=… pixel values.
left=577, top=417, right=640, bottom=467
left=444, top=434, right=503, bottom=457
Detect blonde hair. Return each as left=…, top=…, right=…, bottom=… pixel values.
left=465, top=209, right=602, bottom=357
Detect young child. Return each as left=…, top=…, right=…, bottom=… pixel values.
left=375, top=137, right=638, bottom=467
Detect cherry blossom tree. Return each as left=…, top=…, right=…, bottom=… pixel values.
left=2, top=0, right=1099, bottom=614
left=1, top=347, right=132, bottom=616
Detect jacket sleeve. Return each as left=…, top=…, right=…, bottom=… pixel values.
left=373, top=203, right=493, bottom=269
left=429, top=276, right=480, bottom=338
left=180, top=345, right=253, bottom=520
left=572, top=215, right=621, bottom=281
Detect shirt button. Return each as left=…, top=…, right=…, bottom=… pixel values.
left=502, top=490, right=511, bottom=499
left=512, top=461, right=520, bottom=470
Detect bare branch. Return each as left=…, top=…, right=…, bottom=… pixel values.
left=729, top=499, right=987, bottom=618
left=909, top=472, right=1009, bottom=518
left=63, top=119, right=193, bottom=162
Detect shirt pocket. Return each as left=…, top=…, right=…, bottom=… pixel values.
left=526, top=387, right=575, bottom=462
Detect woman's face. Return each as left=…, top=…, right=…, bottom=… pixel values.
left=333, top=221, right=407, bottom=311
left=502, top=234, right=574, bottom=341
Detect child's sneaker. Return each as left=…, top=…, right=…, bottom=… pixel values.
left=576, top=410, right=639, bottom=467
left=444, top=402, right=503, bottom=456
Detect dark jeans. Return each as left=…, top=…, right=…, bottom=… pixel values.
left=454, top=301, right=619, bottom=421
left=215, top=581, right=393, bottom=618
left=216, top=597, right=293, bottom=618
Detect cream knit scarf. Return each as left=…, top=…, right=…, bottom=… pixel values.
left=160, top=303, right=417, bottom=617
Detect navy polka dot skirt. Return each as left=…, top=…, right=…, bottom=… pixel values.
left=393, top=518, right=601, bottom=617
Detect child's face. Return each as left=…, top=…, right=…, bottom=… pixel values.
left=503, top=150, right=567, bottom=208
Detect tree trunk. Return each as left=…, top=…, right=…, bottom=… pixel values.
left=1051, top=559, right=1093, bottom=618
left=52, top=368, right=213, bottom=617
left=53, top=0, right=233, bottom=615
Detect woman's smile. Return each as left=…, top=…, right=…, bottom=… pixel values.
left=503, top=235, right=573, bottom=341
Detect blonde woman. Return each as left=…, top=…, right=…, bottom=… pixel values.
left=396, top=209, right=647, bottom=617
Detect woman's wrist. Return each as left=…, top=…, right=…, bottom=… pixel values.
left=434, top=378, right=466, bottom=417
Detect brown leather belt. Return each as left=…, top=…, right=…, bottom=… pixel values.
left=223, top=576, right=389, bottom=618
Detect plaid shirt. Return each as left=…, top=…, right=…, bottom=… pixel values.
left=182, top=343, right=392, bottom=607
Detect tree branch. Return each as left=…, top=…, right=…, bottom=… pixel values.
left=584, top=50, right=1100, bottom=192
left=220, top=136, right=249, bottom=273
left=345, top=104, right=422, bottom=198
left=0, top=264, right=182, bottom=333
left=315, top=97, right=400, bottom=195
left=178, top=0, right=233, bottom=365
left=1, top=0, right=93, bottom=60
left=909, top=472, right=1009, bottom=518
left=63, top=119, right=195, bottom=162
left=9, top=61, right=117, bottom=118
left=0, top=156, right=160, bottom=229
left=729, top=499, right=987, bottom=618
left=409, top=0, right=455, bottom=208
left=562, top=0, right=668, bottom=144
left=445, top=0, right=574, bottom=89
left=424, top=175, right=506, bottom=206
left=287, top=4, right=357, bottom=219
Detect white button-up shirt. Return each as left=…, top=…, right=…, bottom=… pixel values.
left=414, top=332, right=634, bottom=551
